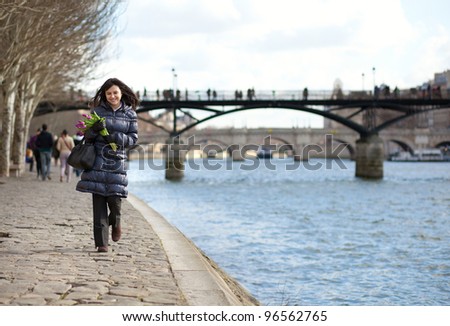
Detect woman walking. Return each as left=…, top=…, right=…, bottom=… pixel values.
left=56, top=130, right=75, bottom=182
left=76, top=78, right=139, bottom=253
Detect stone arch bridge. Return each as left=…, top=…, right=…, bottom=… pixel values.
left=136, top=127, right=450, bottom=161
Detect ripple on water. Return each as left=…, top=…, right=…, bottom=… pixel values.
left=128, top=159, right=450, bottom=305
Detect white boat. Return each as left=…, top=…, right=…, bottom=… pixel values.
left=414, top=149, right=445, bottom=161
left=389, top=149, right=446, bottom=162
left=389, top=151, right=419, bottom=161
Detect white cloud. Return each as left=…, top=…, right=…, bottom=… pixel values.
left=86, top=0, right=450, bottom=128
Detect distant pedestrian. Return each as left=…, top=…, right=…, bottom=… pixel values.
left=36, top=124, right=53, bottom=181
left=303, top=87, right=308, bottom=100
left=75, top=78, right=138, bottom=253
left=393, top=86, right=399, bottom=98
left=56, top=129, right=75, bottom=182
left=25, top=146, right=33, bottom=169
left=374, top=86, right=380, bottom=99
left=28, top=128, right=41, bottom=177
left=163, top=89, right=170, bottom=100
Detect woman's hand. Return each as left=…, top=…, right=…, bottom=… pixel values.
left=91, top=120, right=106, bottom=132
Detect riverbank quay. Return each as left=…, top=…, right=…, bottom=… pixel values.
left=0, top=171, right=259, bottom=306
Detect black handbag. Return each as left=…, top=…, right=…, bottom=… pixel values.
left=67, top=138, right=96, bottom=170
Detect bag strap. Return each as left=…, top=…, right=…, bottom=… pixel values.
left=62, top=137, right=73, bottom=150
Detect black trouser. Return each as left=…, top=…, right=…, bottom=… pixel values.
left=33, top=150, right=41, bottom=176
left=92, top=194, right=122, bottom=247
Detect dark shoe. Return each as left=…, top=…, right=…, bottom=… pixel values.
left=97, top=246, right=108, bottom=252
left=112, top=225, right=121, bottom=242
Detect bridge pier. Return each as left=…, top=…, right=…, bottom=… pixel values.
left=355, top=134, right=384, bottom=179
left=165, top=137, right=185, bottom=180
left=228, top=144, right=245, bottom=161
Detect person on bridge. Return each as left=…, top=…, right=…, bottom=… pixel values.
left=75, top=78, right=139, bottom=253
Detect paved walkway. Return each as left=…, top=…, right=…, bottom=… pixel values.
left=0, top=170, right=258, bottom=306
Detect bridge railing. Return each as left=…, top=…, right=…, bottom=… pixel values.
left=141, top=87, right=449, bottom=102
left=145, top=89, right=339, bottom=101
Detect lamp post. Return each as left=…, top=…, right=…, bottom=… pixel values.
left=172, top=67, right=177, bottom=100
left=167, top=67, right=184, bottom=179
left=362, top=73, right=365, bottom=91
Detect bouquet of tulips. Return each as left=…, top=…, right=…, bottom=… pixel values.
left=75, top=112, right=117, bottom=151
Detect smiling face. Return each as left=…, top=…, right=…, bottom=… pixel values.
left=105, top=85, right=122, bottom=109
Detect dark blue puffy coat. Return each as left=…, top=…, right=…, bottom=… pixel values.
left=76, top=101, right=138, bottom=197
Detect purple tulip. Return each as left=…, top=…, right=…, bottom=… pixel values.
left=75, top=121, right=86, bottom=129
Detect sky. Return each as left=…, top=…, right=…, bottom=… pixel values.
left=86, top=0, right=450, bottom=129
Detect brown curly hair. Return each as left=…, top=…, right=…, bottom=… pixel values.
left=91, top=78, right=140, bottom=110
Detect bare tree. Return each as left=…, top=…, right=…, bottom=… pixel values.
left=0, top=0, right=122, bottom=176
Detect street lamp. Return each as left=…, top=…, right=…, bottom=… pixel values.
left=172, top=67, right=177, bottom=100
left=372, top=67, right=376, bottom=90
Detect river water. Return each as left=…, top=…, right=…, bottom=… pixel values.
left=127, top=158, right=450, bottom=305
